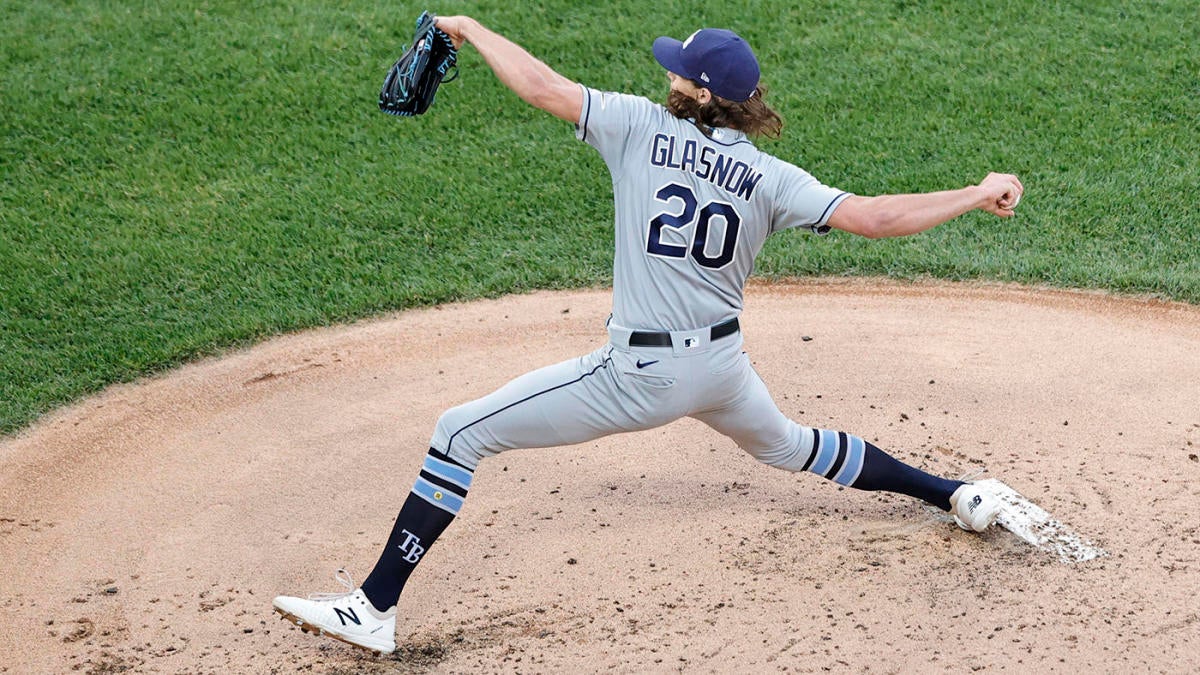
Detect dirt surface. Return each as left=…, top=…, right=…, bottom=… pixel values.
left=2, top=279, right=1198, bottom=674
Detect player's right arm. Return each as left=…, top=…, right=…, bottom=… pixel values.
left=435, top=16, right=583, bottom=124
left=826, top=173, right=1024, bottom=239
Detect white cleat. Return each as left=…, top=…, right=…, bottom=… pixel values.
left=949, top=482, right=1002, bottom=532
left=272, top=569, right=396, bottom=655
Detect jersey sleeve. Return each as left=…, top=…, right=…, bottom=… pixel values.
left=574, top=85, right=660, bottom=176
left=769, top=160, right=852, bottom=235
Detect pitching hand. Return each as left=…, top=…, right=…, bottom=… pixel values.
left=978, top=172, right=1024, bottom=217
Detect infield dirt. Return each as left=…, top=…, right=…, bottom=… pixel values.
left=2, top=279, right=1198, bottom=673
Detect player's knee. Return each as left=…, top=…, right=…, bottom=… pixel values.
left=431, top=406, right=486, bottom=470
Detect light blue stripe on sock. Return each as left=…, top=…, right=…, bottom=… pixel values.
left=424, top=455, right=473, bottom=490
left=809, top=429, right=840, bottom=476
left=413, top=477, right=464, bottom=515
left=833, top=434, right=865, bottom=486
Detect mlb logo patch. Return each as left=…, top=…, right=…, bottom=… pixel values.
left=684, top=337, right=699, bottom=349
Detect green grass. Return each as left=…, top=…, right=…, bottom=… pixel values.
left=2, top=0, right=1197, bottom=434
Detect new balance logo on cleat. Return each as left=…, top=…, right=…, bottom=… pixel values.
left=950, top=484, right=1001, bottom=533
left=333, top=607, right=360, bottom=627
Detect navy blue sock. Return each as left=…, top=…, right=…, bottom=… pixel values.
left=802, top=429, right=961, bottom=511
left=360, top=448, right=473, bottom=612
left=851, top=441, right=961, bottom=511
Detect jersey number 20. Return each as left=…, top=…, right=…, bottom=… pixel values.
left=646, top=183, right=741, bottom=270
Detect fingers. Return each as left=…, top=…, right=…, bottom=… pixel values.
left=981, top=201, right=1015, bottom=218
left=983, top=172, right=1023, bottom=216
left=999, top=174, right=1023, bottom=209
left=434, top=16, right=468, bottom=49
left=996, top=189, right=1019, bottom=211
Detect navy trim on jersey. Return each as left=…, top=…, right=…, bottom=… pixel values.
left=817, top=191, right=850, bottom=225
left=578, top=86, right=593, bottom=143
left=446, top=355, right=615, bottom=457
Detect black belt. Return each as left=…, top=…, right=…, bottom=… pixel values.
left=628, top=318, right=740, bottom=347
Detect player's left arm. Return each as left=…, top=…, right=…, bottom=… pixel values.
left=827, top=172, right=1023, bottom=239
left=435, top=16, right=583, bottom=124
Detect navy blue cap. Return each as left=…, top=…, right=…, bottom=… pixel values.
left=652, top=29, right=760, bottom=102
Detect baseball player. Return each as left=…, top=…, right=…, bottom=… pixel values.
left=273, top=16, right=1023, bottom=655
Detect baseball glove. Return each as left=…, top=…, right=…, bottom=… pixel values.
left=378, top=11, right=459, bottom=117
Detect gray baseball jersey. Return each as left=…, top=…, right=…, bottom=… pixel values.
left=576, top=86, right=849, bottom=331
left=432, top=85, right=866, bottom=489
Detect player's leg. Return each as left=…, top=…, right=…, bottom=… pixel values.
left=275, top=343, right=678, bottom=650
left=690, top=350, right=997, bottom=527
left=355, top=342, right=687, bottom=616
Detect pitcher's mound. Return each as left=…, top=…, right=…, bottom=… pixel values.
left=2, top=279, right=1198, bottom=673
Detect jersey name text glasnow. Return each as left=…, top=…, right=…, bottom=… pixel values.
left=649, top=133, right=763, bottom=201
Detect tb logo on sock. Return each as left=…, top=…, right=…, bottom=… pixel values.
left=397, top=529, right=426, bottom=564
